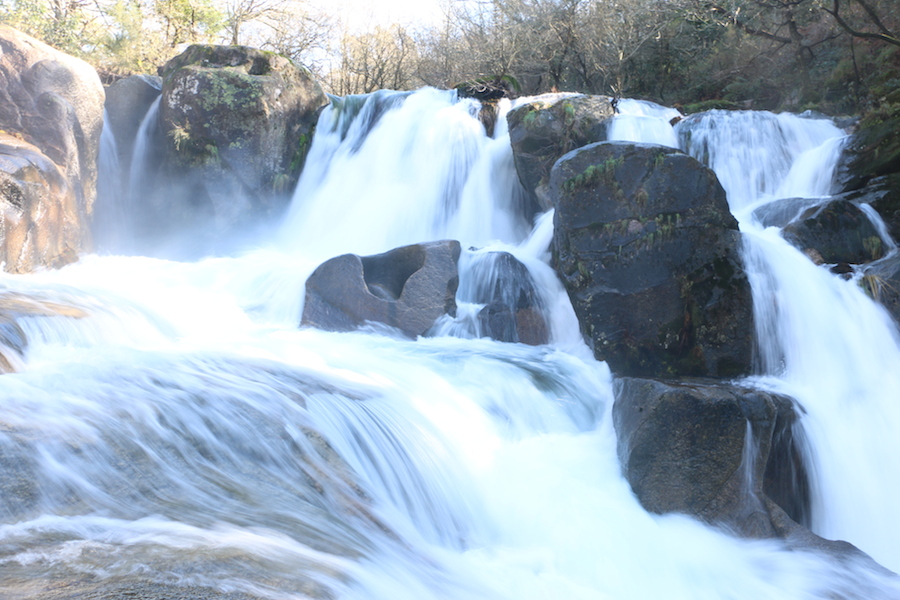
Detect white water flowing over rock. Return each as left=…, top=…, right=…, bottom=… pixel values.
left=607, top=98, right=681, bottom=148
left=0, top=90, right=898, bottom=599
left=672, top=108, right=900, bottom=573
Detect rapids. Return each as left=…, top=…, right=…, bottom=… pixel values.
left=1, top=89, right=899, bottom=599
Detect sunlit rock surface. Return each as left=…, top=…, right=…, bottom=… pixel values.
left=507, top=94, right=614, bottom=211
left=302, top=240, right=461, bottom=337
left=0, top=26, right=104, bottom=271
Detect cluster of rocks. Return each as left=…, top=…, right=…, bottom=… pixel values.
left=1, top=24, right=894, bottom=577
left=1, top=27, right=330, bottom=262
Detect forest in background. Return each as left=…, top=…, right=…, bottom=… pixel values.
left=1, top=0, right=898, bottom=115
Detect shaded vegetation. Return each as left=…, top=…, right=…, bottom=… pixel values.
left=1, top=0, right=897, bottom=114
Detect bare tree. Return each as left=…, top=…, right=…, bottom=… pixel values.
left=821, top=0, right=900, bottom=47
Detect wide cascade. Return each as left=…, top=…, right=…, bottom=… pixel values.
left=1, top=89, right=898, bottom=599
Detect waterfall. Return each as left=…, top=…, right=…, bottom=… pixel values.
left=1, top=90, right=899, bottom=599
left=92, top=110, right=123, bottom=251
left=608, top=99, right=681, bottom=148
left=125, top=96, right=164, bottom=247
left=675, top=108, right=900, bottom=573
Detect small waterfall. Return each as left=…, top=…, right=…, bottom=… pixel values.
left=673, top=108, right=900, bottom=572
left=608, top=99, right=681, bottom=148
left=126, top=97, right=164, bottom=245
left=280, top=89, right=532, bottom=262
left=677, top=110, right=844, bottom=213
left=92, top=111, right=124, bottom=251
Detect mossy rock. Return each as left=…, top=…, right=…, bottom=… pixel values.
left=550, top=142, right=753, bottom=379
left=682, top=99, right=742, bottom=114
left=835, top=103, right=900, bottom=192
left=137, top=44, right=328, bottom=257
left=507, top=94, right=615, bottom=212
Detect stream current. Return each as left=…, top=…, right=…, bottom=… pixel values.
left=1, top=89, right=899, bottom=599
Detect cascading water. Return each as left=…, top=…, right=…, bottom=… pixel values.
left=607, top=99, right=681, bottom=148
left=676, top=109, right=900, bottom=574
left=93, top=110, right=123, bottom=251
left=1, top=89, right=899, bottom=599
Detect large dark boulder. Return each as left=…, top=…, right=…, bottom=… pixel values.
left=136, top=45, right=328, bottom=255
left=551, top=141, right=753, bottom=378
left=782, top=200, right=886, bottom=265
left=614, top=377, right=888, bottom=569
left=302, top=240, right=461, bottom=337
left=507, top=94, right=615, bottom=211
left=614, top=378, right=809, bottom=537
left=0, top=26, right=104, bottom=271
left=463, top=251, right=549, bottom=345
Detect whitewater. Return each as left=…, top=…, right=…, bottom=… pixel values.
left=0, top=88, right=898, bottom=599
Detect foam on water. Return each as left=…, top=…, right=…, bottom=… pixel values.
left=1, top=90, right=898, bottom=599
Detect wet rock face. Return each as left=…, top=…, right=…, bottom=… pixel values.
left=614, top=377, right=887, bottom=570
left=551, top=141, right=754, bottom=378
left=782, top=200, right=886, bottom=265
left=613, top=377, right=809, bottom=538
left=136, top=45, right=328, bottom=256
left=0, top=26, right=104, bottom=272
left=302, top=240, right=461, bottom=338
left=834, top=109, right=900, bottom=194
left=507, top=94, right=615, bottom=211
left=860, top=254, right=900, bottom=326
left=103, top=74, right=162, bottom=175
left=834, top=105, right=900, bottom=243
left=465, top=251, right=549, bottom=346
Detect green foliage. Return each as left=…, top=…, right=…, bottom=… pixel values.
left=168, top=124, right=191, bottom=151
left=563, top=156, right=624, bottom=192
left=0, top=0, right=100, bottom=58
left=153, top=0, right=224, bottom=48
left=682, top=100, right=742, bottom=114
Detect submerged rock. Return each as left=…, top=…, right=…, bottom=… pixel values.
left=466, top=251, right=549, bottom=345
left=302, top=240, right=461, bottom=337
left=0, top=26, right=104, bottom=271
left=782, top=200, right=885, bottom=265
left=551, top=141, right=753, bottom=378
left=507, top=94, right=615, bottom=211
left=0, top=290, right=88, bottom=372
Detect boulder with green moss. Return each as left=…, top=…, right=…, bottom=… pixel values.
left=141, top=45, right=328, bottom=255
left=782, top=200, right=887, bottom=265
left=834, top=104, right=900, bottom=241
left=550, top=141, right=753, bottom=378
left=507, top=94, right=614, bottom=212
